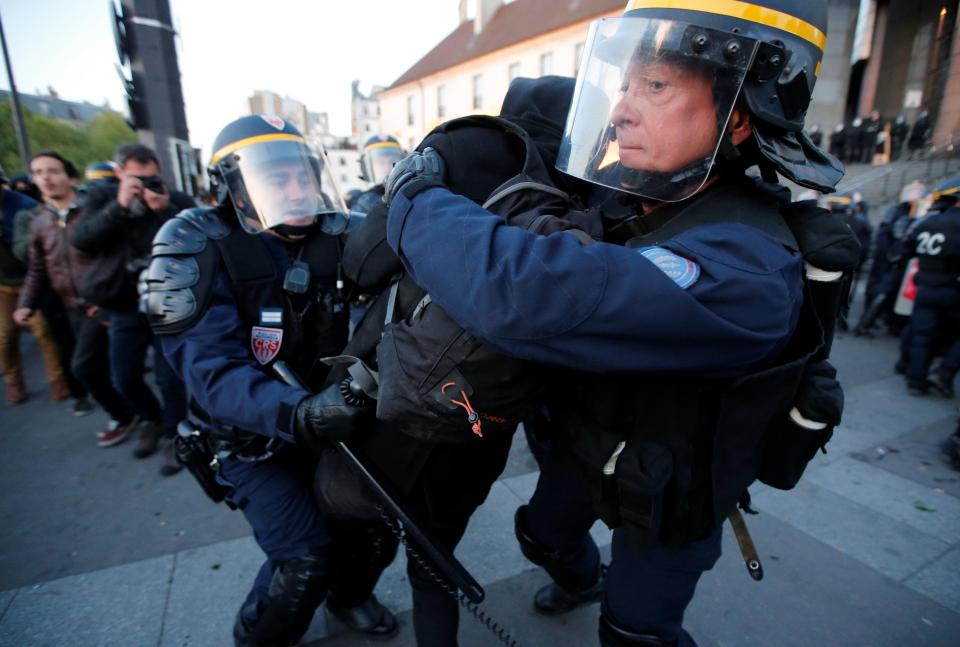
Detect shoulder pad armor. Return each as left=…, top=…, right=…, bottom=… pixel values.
left=144, top=286, right=197, bottom=330
left=146, top=207, right=225, bottom=335
left=153, top=207, right=229, bottom=256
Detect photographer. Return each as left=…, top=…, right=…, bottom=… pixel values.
left=71, top=143, right=193, bottom=474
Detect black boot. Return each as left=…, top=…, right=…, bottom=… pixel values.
left=533, top=571, right=604, bottom=615
left=599, top=611, right=679, bottom=647
left=854, top=295, right=887, bottom=337
left=324, top=520, right=400, bottom=638
left=326, top=594, right=398, bottom=639
left=514, top=505, right=603, bottom=615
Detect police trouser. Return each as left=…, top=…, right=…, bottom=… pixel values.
left=905, top=285, right=960, bottom=389
left=525, top=449, right=722, bottom=646
left=219, top=447, right=334, bottom=644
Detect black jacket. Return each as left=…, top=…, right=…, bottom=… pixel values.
left=73, top=183, right=196, bottom=259
left=70, top=183, right=196, bottom=310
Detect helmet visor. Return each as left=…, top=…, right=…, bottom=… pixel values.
left=557, top=17, right=756, bottom=202
left=218, top=138, right=348, bottom=234
left=364, top=142, right=405, bottom=184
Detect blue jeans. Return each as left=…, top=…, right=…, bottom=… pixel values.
left=108, top=309, right=186, bottom=436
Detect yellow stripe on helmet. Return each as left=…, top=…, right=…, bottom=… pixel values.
left=210, top=133, right=305, bottom=166
left=826, top=195, right=851, bottom=205
left=933, top=185, right=959, bottom=200
left=364, top=141, right=402, bottom=152
left=624, top=0, right=826, bottom=52
left=85, top=170, right=115, bottom=180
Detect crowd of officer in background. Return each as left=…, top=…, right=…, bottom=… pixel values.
left=811, top=177, right=960, bottom=468
left=0, top=144, right=193, bottom=476
left=819, top=108, right=934, bottom=165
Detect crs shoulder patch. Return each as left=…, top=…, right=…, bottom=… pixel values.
left=638, top=246, right=700, bottom=289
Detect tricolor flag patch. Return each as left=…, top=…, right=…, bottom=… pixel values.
left=638, top=246, right=700, bottom=289
left=260, top=308, right=283, bottom=326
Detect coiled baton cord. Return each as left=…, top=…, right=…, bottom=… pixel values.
left=378, top=508, right=521, bottom=647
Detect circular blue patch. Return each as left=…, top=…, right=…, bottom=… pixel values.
left=638, top=246, right=700, bottom=289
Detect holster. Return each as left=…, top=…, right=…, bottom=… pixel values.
left=174, top=420, right=234, bottom=507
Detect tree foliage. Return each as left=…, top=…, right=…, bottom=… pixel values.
left=0, top=102, right=136, bottom=176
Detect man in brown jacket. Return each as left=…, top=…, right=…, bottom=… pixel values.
left=0, top=180, right=72, bottom=405
left=13, top=151, right=135, bottom=445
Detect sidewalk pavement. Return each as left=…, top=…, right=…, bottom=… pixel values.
left=1, top=323, right=958, bottom=646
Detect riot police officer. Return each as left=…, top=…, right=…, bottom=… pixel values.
left=354, top=134, right=406, bottom=215
left=143, top=115, right=397, bottom=646
left=823, top=192, right=872, bottom=330
left=80, top=161, right=120, bottom=195
left=382, top=1, right=852, bottom=644
left=829, top=123, right=846, bottom=162
left=903, top=176, right=960, bottom=397
left=856, top=181, right=927, bottom=336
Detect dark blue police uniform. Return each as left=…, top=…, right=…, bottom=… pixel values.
left=149, top=209, right=396, bottom=646
left=903, top=206, right=960, bottom=394
left=387, top=180, right=805, bottom=645
left=158, top=234, right=330, bottom=638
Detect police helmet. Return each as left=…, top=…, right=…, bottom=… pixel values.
left=821, top=192, right=854, bottom=215
left=208, top=115, right=348, bottom=237
left=360, top=135, right=405, bottom=185
left=931, top=176, right=960, bottom=208
left=899, top=181, right=927, bottom=206
left=85, top=161, right=118, bottom=183
left=557, top=0, right=840, bottom=202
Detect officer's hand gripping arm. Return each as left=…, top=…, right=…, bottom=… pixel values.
left=382, top=147, right=446, bottom=208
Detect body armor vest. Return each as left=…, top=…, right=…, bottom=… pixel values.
left=145, top=208, right=348, bottom=448
left=551, top=179, right=824, bottom=548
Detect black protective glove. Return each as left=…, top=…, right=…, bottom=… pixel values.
left=293, top=381, right=369, bottom=450
left=382, top=147, right=446, bottom=208
left=794, top=359, right=844, bottom=428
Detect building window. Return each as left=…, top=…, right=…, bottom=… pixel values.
left=508, top=62, right=521, bottom=82
left=472, top=74, right=483, bottom=110
left=574, top=42, right=585, bottom=75
left=540, top=52, right=553, bottom=76
left=407, top=96, right=415, bottom=126
left=437, top=85, right=447, bottom=119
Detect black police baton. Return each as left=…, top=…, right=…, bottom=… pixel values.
left=272, top=360, right=485, bottom=604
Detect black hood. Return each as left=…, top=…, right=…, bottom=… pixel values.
left=499, top=76, right=593, bottom=196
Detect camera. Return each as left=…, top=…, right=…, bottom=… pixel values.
left=137, top=175, right=166, bottom=193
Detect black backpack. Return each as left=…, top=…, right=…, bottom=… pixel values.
left=368, top=115, right=597, bottom=443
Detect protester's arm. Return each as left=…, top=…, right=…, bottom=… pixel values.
left=387, top=187, right=803, bottom=376
left=12, top=209, right=34, bottom=263
left=69, top=200, right=128, bottom=254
